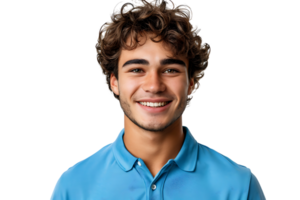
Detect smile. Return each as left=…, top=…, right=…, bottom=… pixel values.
left=137, top=101, right=172, bottom=113
left=138, top=101, right=171, bottom=107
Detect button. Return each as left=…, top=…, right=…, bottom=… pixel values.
left=151, top=184, right=156, bottom=190
left=137, top=161, right=141, bottom=166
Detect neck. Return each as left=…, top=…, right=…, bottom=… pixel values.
left=123, top=116, right=185, bottom=177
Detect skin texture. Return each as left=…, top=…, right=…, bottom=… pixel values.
left=110, top=33, right=194, bottom=177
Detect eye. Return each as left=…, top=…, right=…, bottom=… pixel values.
left=166, top=69, right=178, bottom=73
left=130, top=68, right=179, bottom=74
left=130, top=69, right=140, bottom=72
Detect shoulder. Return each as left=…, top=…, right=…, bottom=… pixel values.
left=61, top=143, right=113, bottom=179
left=51, top=143, right=115, bottom=199
left=197, top=143, right=251, bottom=187
left=193, top=143, right=265, bottom=199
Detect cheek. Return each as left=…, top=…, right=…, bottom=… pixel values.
left=118, top=76, right=141, bottom=97
left=168, top=77, right=189, bottom=97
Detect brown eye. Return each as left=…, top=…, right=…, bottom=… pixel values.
left=130, top=69, right=140, bottom=72
left=166, top=69, right=178, bottom=73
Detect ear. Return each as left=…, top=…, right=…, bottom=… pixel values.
left=188, top=78, right=194, bottom=95
left=110, top=73, right=119, bottom=96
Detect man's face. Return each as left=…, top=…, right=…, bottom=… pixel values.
left=111, top=33, right=194, bottom=132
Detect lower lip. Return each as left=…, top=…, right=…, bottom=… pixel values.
left=137, top=102, right=172, bottom=113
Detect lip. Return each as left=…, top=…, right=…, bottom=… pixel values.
left=136, top=98, right=172, bottom=102
left=136, top=101, right=172, bottom=113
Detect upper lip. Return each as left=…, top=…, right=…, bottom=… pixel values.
left=136, top=98, right=172, bottom=102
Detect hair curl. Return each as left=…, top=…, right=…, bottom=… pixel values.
left=96, top=0, right=210, bottom=104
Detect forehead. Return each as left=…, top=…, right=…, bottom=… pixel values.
left=118, top=32, right=188, bottom=66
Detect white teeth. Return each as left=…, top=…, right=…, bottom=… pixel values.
left=139, top=101, right=169, bottom=107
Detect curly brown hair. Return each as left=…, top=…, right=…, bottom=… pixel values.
left=96, top=0, right=210, bottom=104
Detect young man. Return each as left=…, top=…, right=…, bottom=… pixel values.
left=51, top=0, right=265, bottom=199
left=111, top=31, right=194, bottom=177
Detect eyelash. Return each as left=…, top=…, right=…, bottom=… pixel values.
left=130, top=68, right=179, bottom=73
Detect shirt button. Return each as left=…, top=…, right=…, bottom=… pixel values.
left=137, top=161, right=141, bottom=166
left=151, top=184, right=156, bottom=190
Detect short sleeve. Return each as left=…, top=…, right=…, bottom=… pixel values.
left=50, top=172, right=68, bottom=200
left=247, top=173, right=266, bottom=200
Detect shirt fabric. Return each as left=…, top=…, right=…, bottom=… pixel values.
left=51, top=126, right=265, bottom=200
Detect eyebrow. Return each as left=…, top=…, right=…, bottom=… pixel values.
left=122, top=58, right=186, bottom=68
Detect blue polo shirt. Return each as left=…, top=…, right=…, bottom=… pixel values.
left=51, top=126, right=265, bottom=200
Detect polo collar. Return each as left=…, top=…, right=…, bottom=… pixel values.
left=112, top=126, right=198, bottom=172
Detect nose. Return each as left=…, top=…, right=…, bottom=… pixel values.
left=142, top=70, right=166, bottom=94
